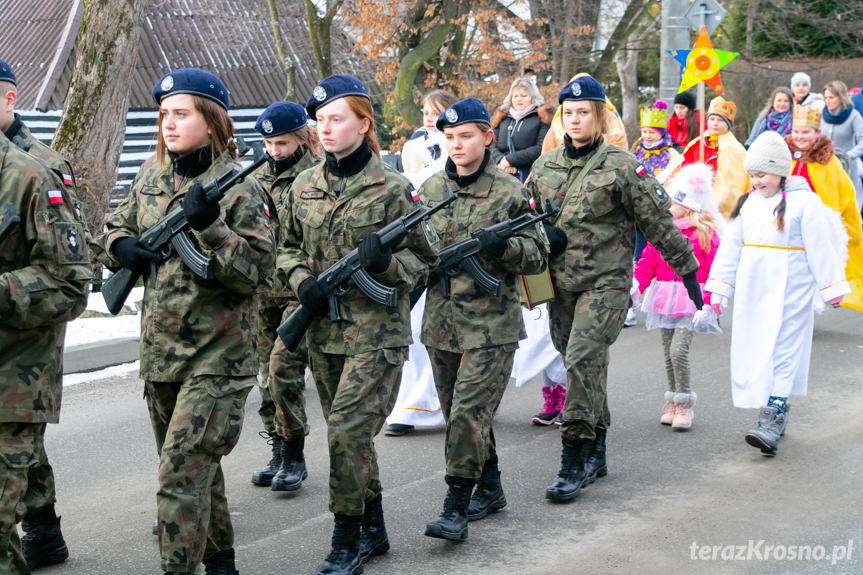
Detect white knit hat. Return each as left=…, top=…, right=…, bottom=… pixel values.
left=666, top=163, right=714, bottom=213
left=743, top=131, right=792, bottom=177
left=790, top=72, right=811, bottom=88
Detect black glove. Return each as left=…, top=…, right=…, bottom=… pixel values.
left=476, top=229, right=508, bottom=259
left=183, top=182, right=220, bottom=231
left=543, top=222, right=568, bottom=257
left=358, top=232, right=392, bottom=274
left=297, top=277, right=329, bottom=317
left=111, top=237, right=164, bottom=275
left=681, top=270, right=704, bottom=310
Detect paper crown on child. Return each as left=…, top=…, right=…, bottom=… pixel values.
left=640, top=100, right=668, bottom=130
left=743, top=131, right=792, bottom=176
left=707, top=96, right=736, bottom=125
left=792, top=104, right=822, bottom=130
left=666, top=163, right=715, bottom=213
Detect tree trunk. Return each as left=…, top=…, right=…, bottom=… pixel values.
left=303, top=0, right=344, bottom=80
left=266, top=0, right=295, bottom=100
left=614, top=45, right=640, bottom=144
left=52, top=0, right=148, bottom=237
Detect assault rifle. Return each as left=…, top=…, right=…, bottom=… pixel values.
left=277, top=185, right=458, bottom=352
left=435, top=198, right=559, bottom=298
left=101, top=144, right=268, bottom=315
left=0, top=203, right=20, bottom=243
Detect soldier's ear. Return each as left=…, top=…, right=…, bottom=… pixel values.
left=483, top=129, right=494, bottom=147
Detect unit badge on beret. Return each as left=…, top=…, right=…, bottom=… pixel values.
left=313, top=86, right=327, bottom=101
left=161, top=76, right=174, bottom=92
left=571, top=82, right=582, bottom=96
left=445, top=108, right=458, bottom=123
left=262, top=119, right=273, bottom=134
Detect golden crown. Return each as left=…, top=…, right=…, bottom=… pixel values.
left=640, top=105, right=668, bottom=129
left=792, top=104, right=822, bottom=129
left=707, top=96, right=736, bottom=123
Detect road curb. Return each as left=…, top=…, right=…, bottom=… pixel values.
left=63, top=337, right=140, bottom=374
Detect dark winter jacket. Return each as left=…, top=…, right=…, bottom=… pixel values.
left=490, top=104, right=555, bottom=176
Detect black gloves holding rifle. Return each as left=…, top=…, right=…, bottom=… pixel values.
left=681, top=270, right=704, bottom=310
left=543, top=222, right=567, bottom=257
left=111, top=237, right=164, bottom=275
left=297, top=277, right=329, bottom=317
left=475, top=228, right=508, bottom=259
left=358, top=232, right=392, bottom=274
left=183, top=182, right=221, bottom=231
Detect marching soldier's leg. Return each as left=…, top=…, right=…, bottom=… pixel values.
left=269, top=330, right=310, bottom=492
left=0, top=423, right=41, bottom=575
left=251, top=300, right=284, bottom=487
left=19, top=441, right=68, bottom=570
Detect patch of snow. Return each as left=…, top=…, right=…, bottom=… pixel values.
left=64, top=287, right=144, bottom=348
left=63, top=361, right=140, bottom=387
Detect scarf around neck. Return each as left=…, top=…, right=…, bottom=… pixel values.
left=822, top=106, right=853, bottom=125
left=508, top=104, right=536, bottom=122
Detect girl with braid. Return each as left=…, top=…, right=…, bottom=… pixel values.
left=705, top=131, right=849, bottom=457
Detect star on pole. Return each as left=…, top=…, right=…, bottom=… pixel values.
left=668, top=25, right=738, bottom=94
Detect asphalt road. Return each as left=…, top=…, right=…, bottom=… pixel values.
left=39, top=307, right=862, bottom=574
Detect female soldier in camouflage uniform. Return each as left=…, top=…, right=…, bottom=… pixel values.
left=91, top=68, right=275, bottom=575
left=421, top=98, right=546, bottom=542
left=527, top=75, right=700, bottom=504
left=250, top=101, right=320, bottom=493
left=280, top=75, right=436, bottom=575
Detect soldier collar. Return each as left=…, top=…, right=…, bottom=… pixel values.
left=170, top=145, right=214, bottom=178
left=269, top=145, right=307, bottom=176
left=444, top=149, right=490, bottom=188
left=325, top=140, right=372, bottom=178
left=564, top=134, right=602, bottom=159
left=3, top=113, right=23, bottom=142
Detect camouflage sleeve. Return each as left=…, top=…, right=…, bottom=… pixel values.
left=193, top=180, right=275, bottom=295
left=496, top=187, right=547, bottom=275
left=0, top=172, right=90, bottom=329
left=622, top=165, right=697, bottom=277
left=89, top=182, right=141, bottom=270
left=281, top=186, right=315, bottom=294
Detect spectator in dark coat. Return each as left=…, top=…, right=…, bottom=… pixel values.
left=490, top=76, right=554, bottom=182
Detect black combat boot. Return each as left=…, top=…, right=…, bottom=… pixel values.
left=358, top=493, right=389, bottom=564
left=466, top=455, right=507, bottom=521
left=21, top=505, right=69, bottom=570
left=425, top=475, right=475, bottom=541
left=271, top=436, right=308, bottom=491
left=545, top=434, right=592, bottom=502
left=203, top=548, right=239, bottom=575
left=251, top=431, right=283, bottom=487
left=583, top=427, right=608, bottom=485
left=313, top=514, right=363, bottom=575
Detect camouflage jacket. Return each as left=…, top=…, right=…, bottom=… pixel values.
left=420, top=160, right=547, bottom=352
left=527, top=139, right=697, bottom=293
left=0, top=134, right=90, bottom=423
left=255, top=151, right=321, bottom=304
left=90, top=150, right=276, bottom=383
left=281, top=153, right=436, bottom=355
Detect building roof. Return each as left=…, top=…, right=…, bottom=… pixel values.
left=3, top=0, right=376, bottom=110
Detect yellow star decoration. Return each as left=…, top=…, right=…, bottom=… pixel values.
left=668, top=25, right=738, bottom=94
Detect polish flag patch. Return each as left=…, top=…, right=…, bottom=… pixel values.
left=635, top=165, right=646, bottom=177
left=62, top=173, right=74, bottom=186
left=47, top=189, right=64, bottom=204
left=528, top=196, right=536, bottom=209
left=262, top=202, right=270, bottom=217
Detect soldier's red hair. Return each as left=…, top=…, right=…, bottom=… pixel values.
left=342, top=95, right=380, bottom=157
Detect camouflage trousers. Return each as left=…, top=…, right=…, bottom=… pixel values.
left=548, top=288, right=629, bottom=440
left=307, top=348, right=406, bottom=517
left=145, top=376, right=253, bottom=573
left=427, top=345, right=516, bottom=480
left=0, top=422, right=47, bottom=575
left=258, top=299, right=309, bottom=440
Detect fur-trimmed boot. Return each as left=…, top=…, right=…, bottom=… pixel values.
left=660, top=391, right=676, bottom=425
left=466, top=455, right=507, bottom=521
left=671, top=392, right=697, bottom=430
left=358, top=493, right=389, bottom=565
left=531, top=385, right=560, bottom=425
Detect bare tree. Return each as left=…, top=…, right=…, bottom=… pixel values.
left=303, top=0, right=345, bottom=79
left=53, top=0, right=149, bottom=236
left=266, top=0, right=296, bottom=100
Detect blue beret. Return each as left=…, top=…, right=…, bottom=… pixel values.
left=305, top=74, right=369, bottom=118
left=558, top=75, right=605, bottom=104
left=436, top=97, right=491, bottom=131
left=255, top=101, right=308, bottom=137
left=0, top=59, right=16, bottom=86
left=152, top=68, right=229, bottom=110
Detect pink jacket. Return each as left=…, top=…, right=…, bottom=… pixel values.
left=635, top=218, right=719, bottom=306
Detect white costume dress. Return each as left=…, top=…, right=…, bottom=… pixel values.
left=704, top=178, right=849, bottom=408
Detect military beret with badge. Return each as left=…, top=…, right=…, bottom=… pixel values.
left=255, top=101, right=308, bottom=137
left=0, top=58, right=16, bottom=86
left=151, top=67, right=229, bottom=110
left=558, top=75, right=606, bottom=104
left=435, top=97, right=491, bottom=131
left=305, top=74, right=370, bottom=118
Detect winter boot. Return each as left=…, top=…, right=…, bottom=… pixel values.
left=203, top=548, right=239, bottom=575
left=660, top=391, right=676, bottom=425
left=425, top=475, right=475, bottom=541
left=251, top=431, right=283, bottom=486
left=583, top=428, right=608, bottom=485
left=271, top=436, right=308, bottom=491
left=546, top=434, right=592, bottom=502
left=21, top=505, right=69, bottom=570
left=671, top=392, right=697, bottom=430
left=531, top=385, right=560, bottom=425
left=358, top=493, right=389, bottom=565
left=780, top=404, right=790, bottom=436
left=466, top=455, right=507, bottom=521
left=313, top=514, right=363, bottom=575
left=745, top=406, right=786, bottom=456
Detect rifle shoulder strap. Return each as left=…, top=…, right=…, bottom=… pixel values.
left=553, top=139, right=609, bottom=225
